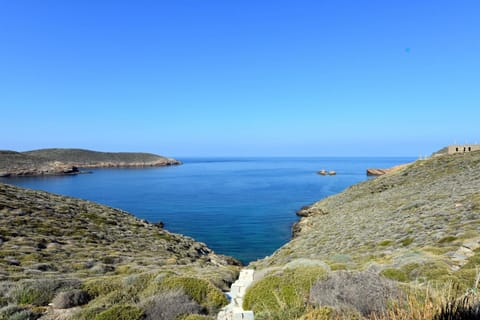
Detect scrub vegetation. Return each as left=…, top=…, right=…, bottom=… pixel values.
left=0, top=183, right=238, bottom=319
left=248, top=151, right=480, bottom=319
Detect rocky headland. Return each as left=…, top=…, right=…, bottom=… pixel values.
left=0, top=148, right=181, bottom=177
left=246, top=151, right=480, bottom=319
left=0, top=182, right=239, bottom=319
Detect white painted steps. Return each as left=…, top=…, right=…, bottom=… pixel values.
left=217, top=269, right=255, bottom=320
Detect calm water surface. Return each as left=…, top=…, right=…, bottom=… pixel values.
left=1, top=157, right=414, bottom=263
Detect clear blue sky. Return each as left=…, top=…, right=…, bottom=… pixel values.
left=1, top=1, right=479, bottom=156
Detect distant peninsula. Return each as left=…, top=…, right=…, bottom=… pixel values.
left=0, top=148, right=181, bottom=177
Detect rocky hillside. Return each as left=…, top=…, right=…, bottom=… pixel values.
left=24, top=148, right=181, bottom=167
left=0, top=148, right=181, bottom=177
left=246, top=151, right=480, bottom=319
left=0, top=151, right=79, bottom=177
left=0, top=183, right=239, bottom=319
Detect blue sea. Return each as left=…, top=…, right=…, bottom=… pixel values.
left=1, top=157, right=414, bottom=264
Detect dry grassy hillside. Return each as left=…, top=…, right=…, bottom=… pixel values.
left=247, top=151, right=480, bottom=319
left=0, top=183, right=239, bottom=320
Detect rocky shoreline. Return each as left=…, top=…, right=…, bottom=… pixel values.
left=245, top=151, right=480, bottom=318
left=0, top=148, right=181, bottom=177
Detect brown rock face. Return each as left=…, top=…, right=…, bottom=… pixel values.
left=366, top=163, right=411, bottom=176
left=366, top=168, right=390, bottom=176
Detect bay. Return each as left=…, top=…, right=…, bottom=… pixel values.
left=1, top=157, right=414, bottom=263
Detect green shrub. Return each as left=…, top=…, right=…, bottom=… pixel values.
left=0, top=299, right=7, bottom=308
left=161, top=277, right=227, bottom=312
left=11, top=279, right=80, bottom=306
left=95, top=305, right=144, bottom=320
left=0, top=305, right=24, bottom=320
left=141, top=290, right=202, bottom=320
left=412, top=261, right=451, bottom=282
left=87, top=289, right=138, bottom=310
left=329, top=263, right=347, bottom=271
left=400, top=237, right=414, bottom=246
left=0, top=305, right=41, bottom=320
left=243, top=267, right=326, bottom=316
left=438, top=236, right=458, bottom=244
left=123, top=272, right=156, bottom=296
left=72, top=306, right=105, bottom=320
left=380, top=268, right=408, bottom=282
left=83, top=277, right=123, bottom=297
left=8, top=310, right=39, bottom=320
left=378, top=240, right=393, bottom=246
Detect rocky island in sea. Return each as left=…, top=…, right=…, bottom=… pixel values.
left=0, top=148, right=181, bottom=177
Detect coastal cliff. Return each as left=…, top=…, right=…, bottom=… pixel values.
left=0, top=148, right=181, bottom=177
left=0, top=183, right=239, bottom=319
left=246, top=151, right=480, bottom=319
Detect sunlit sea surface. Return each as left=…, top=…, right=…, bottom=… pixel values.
left=1, top=157, right=414, bottom=263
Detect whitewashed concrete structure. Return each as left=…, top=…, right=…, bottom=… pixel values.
left=217, top=269, right=255, bottom=320
left=448, top=144, right=480, bottom=154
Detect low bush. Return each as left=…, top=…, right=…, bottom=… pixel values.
left=0, top=305, right=24, bottom=320
left=83, top=276, right=123, bottom=297
left=243, top=266, right=326, bottom=318
left=52, top=289, right=92, bottom=308
left=160, top=277, right=227, bottom=312
left=0, top=305, right=41, bottom=320
left=10, top=279, right=81, bottom=306
left=380, top=268, right=408, bottom=282
left=141, top=289, right=203, bottom=320
left=72, top=306, right=105, bottom=320
left=309, top=270, right=401, bottom=317
left=94, top=304, right=144, bottom=320
left=8, top=310, right=40, bottom=320
left=122, top=272, right=156, bottom=296
left=408, top=261, right=451, bottom=283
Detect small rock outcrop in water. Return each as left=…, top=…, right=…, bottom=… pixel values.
left=317, top=169, right=336, bottom=175
left=0, top=148, right=181, bottom=176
